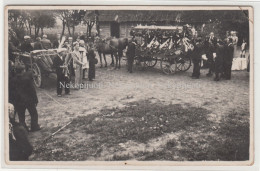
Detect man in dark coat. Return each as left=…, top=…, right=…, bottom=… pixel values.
left=206, top=32, right=217, bottom=77
left=33, top=37, right=43, bottom=50
left=126, top=38, right=136, bottom=73
left=191, top=38, right=204, bottom=79
left=12, top=64, right=41, bottom=132
left=223, top=38, right=234, bottom=80
left=87, top=43, right=96, bottom=81
left=9, top=103, right=33, bottom=161
left=53, top=48, right=71, bottom=96
left=214, top=40, right=225, bottom=81
left=21, top=36, right=33, bottom=53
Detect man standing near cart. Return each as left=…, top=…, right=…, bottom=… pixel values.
left=126, top=38, right=137, bottom=73
left=53, top=48, right=71, bottom=96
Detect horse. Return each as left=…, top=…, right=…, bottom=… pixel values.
left=94, top=37, right=128, bottom=69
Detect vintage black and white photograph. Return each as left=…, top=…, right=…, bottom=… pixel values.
left=5, top=6, right=253, bottom=165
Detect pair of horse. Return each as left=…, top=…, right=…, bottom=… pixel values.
left=94, top=37, right=128, bottom=69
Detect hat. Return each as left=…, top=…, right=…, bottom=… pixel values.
left=57, top=48, right=67, bottom=53
left=36, top=37, right=41, bottom=41
left=24, top=35, right=30, bottom=40
left=43, top=34, right=47, bottom=38
left=68, top=37, right=73, bottom=40
left=79, top=40, right=85, bottom=44
left=73, top=42, right=79, bottom=47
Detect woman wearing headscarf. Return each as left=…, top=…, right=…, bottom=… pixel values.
left=71, top=42, right=84, bottom=89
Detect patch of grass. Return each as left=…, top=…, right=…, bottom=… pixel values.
left=32, top=100, right=249, bottom=161
left=134, top=110, right=250, bottom=161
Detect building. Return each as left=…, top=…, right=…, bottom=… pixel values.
left=98, top=10, right=181, bottom=38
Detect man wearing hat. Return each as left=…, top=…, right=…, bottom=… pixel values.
left=21, top=36, right=33, bottom=53
left=12, top=63, right=41, bottom=132
left=53, top=48, right=71, bottom=96
left=41, top=34, right=52, bottom=49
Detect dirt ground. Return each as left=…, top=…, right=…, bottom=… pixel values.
left=23, top=54, right=250, bottom=161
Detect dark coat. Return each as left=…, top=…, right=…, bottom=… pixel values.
left=215, top=44, right=225, bottom=73
left=53, top=55, right=65, bottom=77
left=21, top=42, right=33, bottom=53
left=9, top=122, right=33, bottom=161
left=33, top=42, right=43, bottom=50
left=53, top=39, right=60, bottom=49
left=192, top=42, right=204, bottom=62
left=13, top=71, right=38, bottom=106
left=126, top=42, right=136, bottom=58
left=88, top=48, right=96, bottom=80
left=224, top=43, right=234, bottom=65
left=41, top=39, right=52, bottom=49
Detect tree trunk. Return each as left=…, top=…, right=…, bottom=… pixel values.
left=72, top=25, right=75, bottom=39
left=41, top=27, right=44, bottom=36
left=61, top=20, right=66, bottom=37
left=66, top=22, right=71, bottom=36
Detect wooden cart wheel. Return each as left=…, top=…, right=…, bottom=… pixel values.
left=176, top=55, right=191, bottom=72
left=32, top=63, right=42, bottom=88
left=160, top=57, right=176, bottom=75
left=144, top=56, right=158, bottom=67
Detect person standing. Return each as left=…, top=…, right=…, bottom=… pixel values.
left=231, top=31, right=238, bottom=58
left=33, top=37, right=43, bottom=50
left=87, top=42, right=96, bottom=81
left=191, top=38, right=203, bottom=79
left=41, top=34, right=52, bottom=49
left=206, top=32, right=217, bottom=76
left=79, top=40, right=89, bottom=79
left=223, top=38, right=234, bottom=80
left=71, top=42, right=84, bottom=89
left=12, top=64, right=41, bottom=132
left=240, top=39, right=247, bottom=58
left=21, top=36, right=33, bottom=53
left=126, top=38, right=136, bottom=73
left=53, top=48, right=71, bottom=97
left=214, top=40, right=225, bottom=81
left=9, top=103, right=33, bottom=161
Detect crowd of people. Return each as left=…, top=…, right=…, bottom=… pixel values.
left=191, top=31, right=242, bottom=81
left=8, top=31, right=97, bottom=160
left=7, top=28, right=247, bottom=161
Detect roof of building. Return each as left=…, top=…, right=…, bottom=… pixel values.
left=98, top=10, right=248, bottom=23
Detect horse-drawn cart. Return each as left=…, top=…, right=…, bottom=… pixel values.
left=131, top=25, right=194, bottom=74
left=12, top=49, right=58, bottom=87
